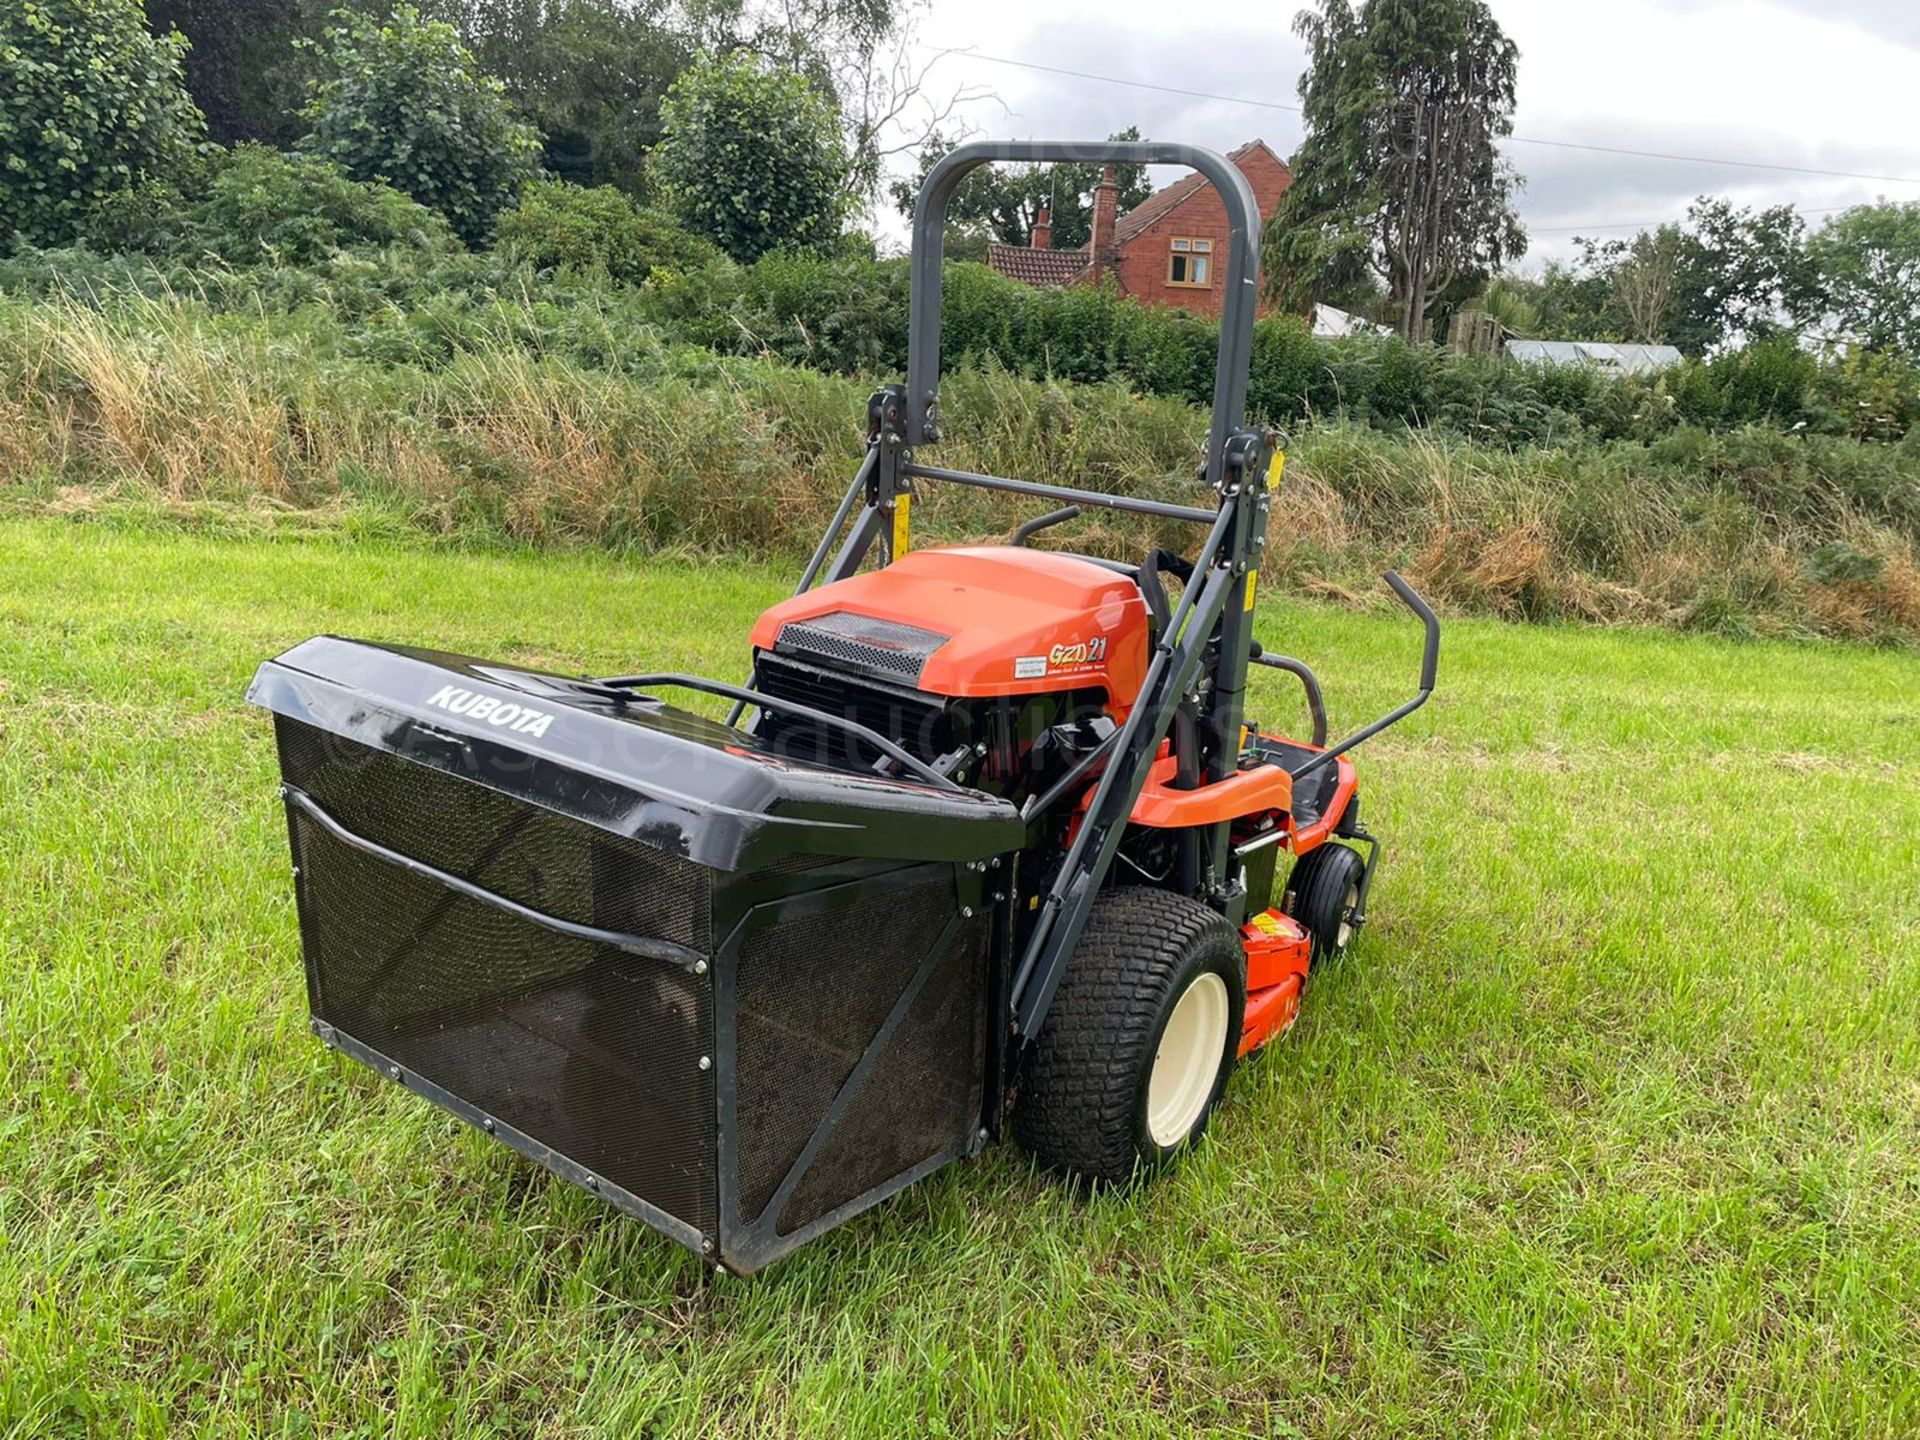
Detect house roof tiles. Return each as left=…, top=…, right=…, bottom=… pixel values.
left=985, top=242, right=1089, bottom=286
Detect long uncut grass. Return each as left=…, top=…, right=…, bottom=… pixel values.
left=3, top=288, right=1918, bottom=643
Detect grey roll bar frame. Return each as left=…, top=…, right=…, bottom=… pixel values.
left=906, top=141, right=1264, bottom=488
left=731, top=137, right=1441, bottom=1068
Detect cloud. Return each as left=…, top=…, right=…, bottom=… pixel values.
left=1657, top=0, right=1920, bottom=47
left=898, top=0, right=1920, bottom=266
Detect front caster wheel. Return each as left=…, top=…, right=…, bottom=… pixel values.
left=1013, top=888, right=1246, bottom=1184
left=1284, top=842, right=1367, bottom=962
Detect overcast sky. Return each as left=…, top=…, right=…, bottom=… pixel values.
left=880, top=0, right=1920, bottom=268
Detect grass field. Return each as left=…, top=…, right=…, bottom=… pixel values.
left=4, top=514, right=1920, bottom=1438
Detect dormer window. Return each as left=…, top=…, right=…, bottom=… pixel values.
left=1168, top=237, right=1212, bottom=288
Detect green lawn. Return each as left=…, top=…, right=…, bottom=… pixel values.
left=3, top=515, right=1919, bottom=1438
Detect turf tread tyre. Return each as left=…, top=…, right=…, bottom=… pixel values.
left=1286, top=842, right=1366, bottom=961
left=1013, top=888, right=1245, bottom=1183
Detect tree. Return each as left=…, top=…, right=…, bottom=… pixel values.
left=1474, top=277, right=1538, bottom=337
left=1805, top=202, right=1920, bottom=357
left=1268, top=0, right=1525, bottom=340
left=144, top=0, right=317, bottom=146
left=1542, top=226, right=1684, bottom=343
left=1520, top=261, right=1611, bottom=340
left=888, top=129, right=1153, bottom=248
left=680, top=0, right=978, bottom=209
left=652, top=52, right=846, bottom=262
left=1607, top=226, right=1683, bottom=344
left=1666, top=197, right=1818, bottom=355
left=0, top=0, right=206, bottom=250
left=297, top=4, right=541, bottom=245
left=417, top=0, right=692, bottom=194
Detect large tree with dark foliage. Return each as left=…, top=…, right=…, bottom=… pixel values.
left=888, top=129, right=1153, bottom=250
left=1269, top=0, right=1525, bottom=339
left=417, top=0, right=690, bottom=194
left=144, top=0, right=312, bottom=145
left=1666, top=197, right=1819, bottom=355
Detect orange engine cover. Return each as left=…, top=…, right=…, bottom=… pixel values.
left=751, top=547, right=1151, bottom=709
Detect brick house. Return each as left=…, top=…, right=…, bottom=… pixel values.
left=984, top=140, right=1291, bottom=315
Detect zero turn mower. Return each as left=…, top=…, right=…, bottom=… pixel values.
left=249, top=141, right=1439, bottom=1274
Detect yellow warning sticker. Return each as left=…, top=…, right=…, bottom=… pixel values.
left=1244, top=569, right=1258, bottom=611
left=892, top=491, right=912, bottom=558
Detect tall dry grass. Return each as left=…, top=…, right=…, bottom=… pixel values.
left=4, top=289, right=1918, bottom=645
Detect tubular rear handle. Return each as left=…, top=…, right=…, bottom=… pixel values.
left=1286, top=570, right=1440, bottom=784
left=1009, top=505, right=1081, bottom=547
left=1384, top=568, right=1441, bottom=693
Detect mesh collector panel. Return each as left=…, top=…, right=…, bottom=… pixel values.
left=279, top=718, right=718, bottom=1233
left=732, top=876, right=988, bottom=1244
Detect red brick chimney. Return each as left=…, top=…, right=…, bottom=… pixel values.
left=1089, top=165, right=1119, bottom=280
left=1031, top=202, right=1052, bottom=250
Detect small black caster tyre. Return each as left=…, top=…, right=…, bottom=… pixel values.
left=1284, top=842, right=1367, bottom=962
left=1014, top=888, right=1246, bottom=1184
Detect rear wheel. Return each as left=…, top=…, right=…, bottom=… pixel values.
left=1284, top=842, right=1367, bottom=961
left=1014, top=888, right=1246, bottom=1183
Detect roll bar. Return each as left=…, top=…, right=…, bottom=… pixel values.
left=908, top=141, right=1263, bottom=488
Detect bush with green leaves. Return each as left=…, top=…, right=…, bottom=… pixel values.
left=0, top=0, right=206, bottom=251
left=495, top=181, right=717, bottom=285
left=188, top=145, right=454, bottom=266
left=653, top=54, right=846, bottom=263
left=297, top=5, right=540, bottom=245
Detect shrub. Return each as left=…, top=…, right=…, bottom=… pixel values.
left=82, top=176, right=197, bottom=255
left=1714, top=334, right=1819, bottom=429
left=186, top=146, right=455, bottom=266
left=731, top=250, right=911, bottom=372
left=0, top=0, right=206, bottom=250
left=653, top=54, right=846, bottom=263
left=495, top=181, right=715, bottom=285
left=297, top=5, right=541, bottom=245
left=1820, top=348, right=1920, bottom=443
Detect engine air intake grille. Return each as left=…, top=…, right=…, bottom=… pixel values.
left=775, top=611, right=948, bottom=682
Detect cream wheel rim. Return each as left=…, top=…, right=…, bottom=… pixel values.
left=1147, top=971, right=1230, bottom=1147
left=1337, top=883, right=1359, bottom=949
